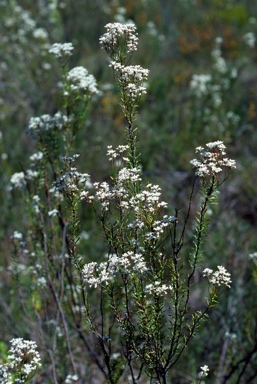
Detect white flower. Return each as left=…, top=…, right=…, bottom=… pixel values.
left=28, top=112, right=69, bottom=133
left=48, top=209, right=59, bottom=217
left=243, top=32, right=256, bottom=48
left=7, top=338, right=41, bottom=380
left=49, top=42, right=74, bottom=58
left=100, top=22, right=138, bottom=53
left=66, top=66, right=98, bottom=95
left=190, top=141, right=236, bottom=178
left=33, top=28, right=48, bottom=40
left=190, top=74, right=212, bottom=98
left=10, top=172, right=26, bottom=189
left=249, top=252, right=257, bottom=260
left=200, top=365, right=209, bottom=377
left=203, top=266, right=232, bottom=288
left=12, top=231, right=23, bottom=240
left=145, top=281, right=172, bottom=296
left=30, top=152, right=43, bottom=162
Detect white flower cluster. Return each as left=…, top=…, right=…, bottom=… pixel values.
left=0, top=338, right=41, bottom=383
left=29, top=151, right=43, bottom=162
left=249, top=252, right=257, bottom=260
left=10, top=172, right=26, bottom=189
left=117, top=167, right=142, bottom=183
left=49, top=42, right=74, bottom=58
left=107, top=144, right=129, bottom=161
left=65, top=374, right=79, bottom=383
left=28, top=112, right=70, bottom=133
left=145, top=216, right=177, bottom=241
left=203, top=266, right=232, bottom=288
left=190, top=37, right=237, bottom=112
left=243, top=32, right=256, bottom=48
left=100, top=23, right=148, bottom=101
left=12, top=231, right=23, bottom=240
left=212, top=37, right=227, bottom=74
left=110, top=61, right=149, bottom=100
left=190, top=141, right=236, bottom=178
left=99, top=22, right=138, bottom=53
left=54, top=167, right=90, bottom=194
left=200, top=365, right=209, bottom=378
left=190, top=74, right=212, bottom=98
left=66, top=66, right=98, bottom=95
left=10, top=169, right=39, bottom=189
left=130, top=184, right=168, bottom=213
left=33, top=28, right=48, bottom=40
left=82, top=251, right=147, bottom=288
left=85, top=171, right=168, bottom=215
left=145, top=281, right=172, bottom=296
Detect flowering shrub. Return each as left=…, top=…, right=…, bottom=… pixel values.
left=6, top=21, right=235, bottom=383
left=3, top=4, right=257, bottom=382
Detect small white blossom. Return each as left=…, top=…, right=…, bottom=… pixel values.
left=243, top=32, right=255, bottom=48
left=48, top=209, right=59, bottom=217
left=200, top=365, right=209, bottom=377
left=12, top=231, right=23, bottom=240
left=249, top=252, right=257, bottom=260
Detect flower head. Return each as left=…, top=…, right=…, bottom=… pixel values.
left=203, top=266, right=232, bottom=288
left=190, top=141, right=236, bottom=179
left=66, top=66, right=98, bottom=95
left=99, top=22, right=138, bottom=54
left=49, top=42, right=74, bottom=58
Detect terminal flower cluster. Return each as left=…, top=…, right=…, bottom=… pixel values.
left=0, top=338, right=41, bottom=383
left=199, top=364, right=209, bottom=378
left=190, top=141, right=236, bottom=178
left=66, top=66, right=98, bottom=95
left=203, top=266, right=232, bottom=288
left=82, top=251, right=147, bottom=288
left=28, top=112, right=70, bottom=134
left=49, top=42, right=74, bottom=58
left=10, top=169, right=39, bottom=189
left=54, top=167, right=91, bottom=194
left=110, top=61, right=149, bottom=100
left=100, top=23, right=149, bottom=102
left=82, top=168, right=168, bottom=216
left=145, top=281, right=173, bottom=296
left=99, top=22, right=138, bottom=54
left=107, top=144, right=129, bottom=161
